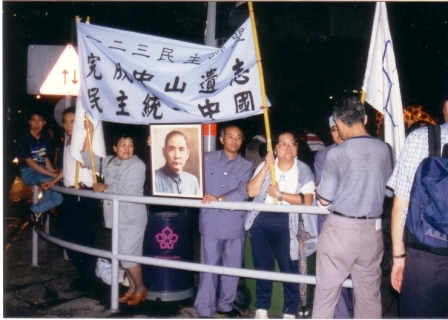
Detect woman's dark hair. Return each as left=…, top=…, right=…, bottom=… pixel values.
left=113, top=132, right=134, bottom=146
left=271, top=129, right=299, bottom=145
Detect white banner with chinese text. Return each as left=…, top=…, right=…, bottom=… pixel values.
left=76, top=18, right=266, bottom=124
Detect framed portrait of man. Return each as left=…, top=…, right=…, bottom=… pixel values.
left=150, top=123, right=204, bottom=199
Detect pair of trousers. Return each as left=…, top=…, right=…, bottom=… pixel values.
left=250, top=212, right=299, bottom=316
left=61, top=193, right=98, bottom=279
left=194, top=237, right=245, bottom=317
left=20, top=167, right=63, bottom=214
left=313, top=214, right=383, bottom=319
left=400, top=247, right=448, bottom=317
left=317, top=213, right=353, bottom=319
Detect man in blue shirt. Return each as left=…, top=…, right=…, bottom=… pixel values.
left=154, top=131, right=200, bottom=195
left=194, top=125, right=254, bottom=318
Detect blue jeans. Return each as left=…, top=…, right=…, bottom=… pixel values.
left=21, top=167, right=63, bottom=214
left=250, top=212, right=299, bottom=315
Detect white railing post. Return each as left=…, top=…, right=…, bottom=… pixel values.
left=32, top=185, right=39, bottom=266
left=109, top=198, right=120, bottom=312
left=45, top=212, right=50, bottom=233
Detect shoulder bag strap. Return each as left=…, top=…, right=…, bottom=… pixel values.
left=99, top=157, right=103, bottom=178
left=428, top=125, right=441, bottom=157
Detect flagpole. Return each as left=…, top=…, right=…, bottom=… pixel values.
left=85, top=113, right=98, bottom=183
left=74, top=161, right=80, bottom=189
left=360, top=91, right=366, bottom=104
left=73, top=15, right=82, bottom=189
left=78, top=16, right=97, bottom=184
left=247, top=2, right=277, bottom=202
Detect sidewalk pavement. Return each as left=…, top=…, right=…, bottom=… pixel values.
left=3, top=177, right=399, bottom=318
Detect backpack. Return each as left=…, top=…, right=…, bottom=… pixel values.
left=404, top=125, right=448, bottom=256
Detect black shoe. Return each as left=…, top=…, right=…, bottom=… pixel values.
left=217, top=308, right=242, bottom=318
left=28, top=211, right=38, bottom=228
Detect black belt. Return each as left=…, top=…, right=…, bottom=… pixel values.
left=332, top=211, right=380, bottom=220
left=68, top=183, right=92, bottom=190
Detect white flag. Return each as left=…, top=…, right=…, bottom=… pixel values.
left=76, top=18, right=266, bottom=124
left=70, top=96, right=106, bottom=173
left=362, top=2, right=405, bottom=162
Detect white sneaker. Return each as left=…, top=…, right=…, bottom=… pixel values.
left=283, top=314, right=295, bottom=319
left=298, top=308, right=309, bottom=317
left=255, top=309, right=268, bottom=319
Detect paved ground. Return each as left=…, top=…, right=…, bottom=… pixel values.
left=3, top=177, right=400, bottom=318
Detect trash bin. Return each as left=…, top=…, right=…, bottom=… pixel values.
left=244, top=233, right=316, bottom=317
left=142, top=206, right=195, bottom=301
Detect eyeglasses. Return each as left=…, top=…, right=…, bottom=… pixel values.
left=277, top=141, right=298, bottom=149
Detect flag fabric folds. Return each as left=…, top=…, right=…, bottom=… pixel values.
left=70, top=97, right=106, bottom=174
left=76, top=18, right=265, bottom=125
left=362, top=2, right=405, bottom=162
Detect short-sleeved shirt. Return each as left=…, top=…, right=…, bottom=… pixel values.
left=317, top=136, right=393, bottom=217
left=387, top=123, right=448, bottom=200
left=16, top=130, right=53, bottom=168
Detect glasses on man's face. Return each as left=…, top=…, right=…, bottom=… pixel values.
left=277, top=141, right=298, bottom=149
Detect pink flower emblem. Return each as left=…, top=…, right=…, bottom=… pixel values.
left=155, top=226, right=179, bottom=249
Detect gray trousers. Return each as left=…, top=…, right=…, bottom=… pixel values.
left=194, top=237, right=245, bottom=317
left=312, top=214, right=383, bottom=319
left=318, top=214, right=353, bottom=318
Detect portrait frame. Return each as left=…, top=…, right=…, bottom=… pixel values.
left=150, top=123, right=204, bottom=199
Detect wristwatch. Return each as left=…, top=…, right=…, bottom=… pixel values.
left=278, top=192, right=284, bottom=202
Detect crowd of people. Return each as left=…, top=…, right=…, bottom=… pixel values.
left=15, top=96, right=448, bottom=318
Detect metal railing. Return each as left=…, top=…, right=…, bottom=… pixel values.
left=31, top=185, right=353, bottom=312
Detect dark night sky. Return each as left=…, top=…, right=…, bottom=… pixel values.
left=3, top=2, right=448, bottom=158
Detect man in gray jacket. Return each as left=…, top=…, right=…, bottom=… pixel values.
left=194, top=124, right=254, bottom=318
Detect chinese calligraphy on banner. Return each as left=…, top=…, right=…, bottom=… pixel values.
left=76, top=18, right=267, bottom=124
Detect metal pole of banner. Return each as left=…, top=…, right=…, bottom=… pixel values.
left=203, top=124, right=217, bottom=153
left=247, top=2, right=277, bottom=203
left=204, top=1, right=218, bottom=48
left=200, top=1, right=219, bottom=265
left=204, top=2, right=218, bottom=154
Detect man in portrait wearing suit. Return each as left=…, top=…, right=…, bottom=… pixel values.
left=154, top=130, right=200, bottom=195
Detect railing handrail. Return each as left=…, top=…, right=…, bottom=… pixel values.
left=38, top=230, right=353, bottom=286
left=52, top=185, right=330, bottom=214
left=32, top=185, right=351, bottom=313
